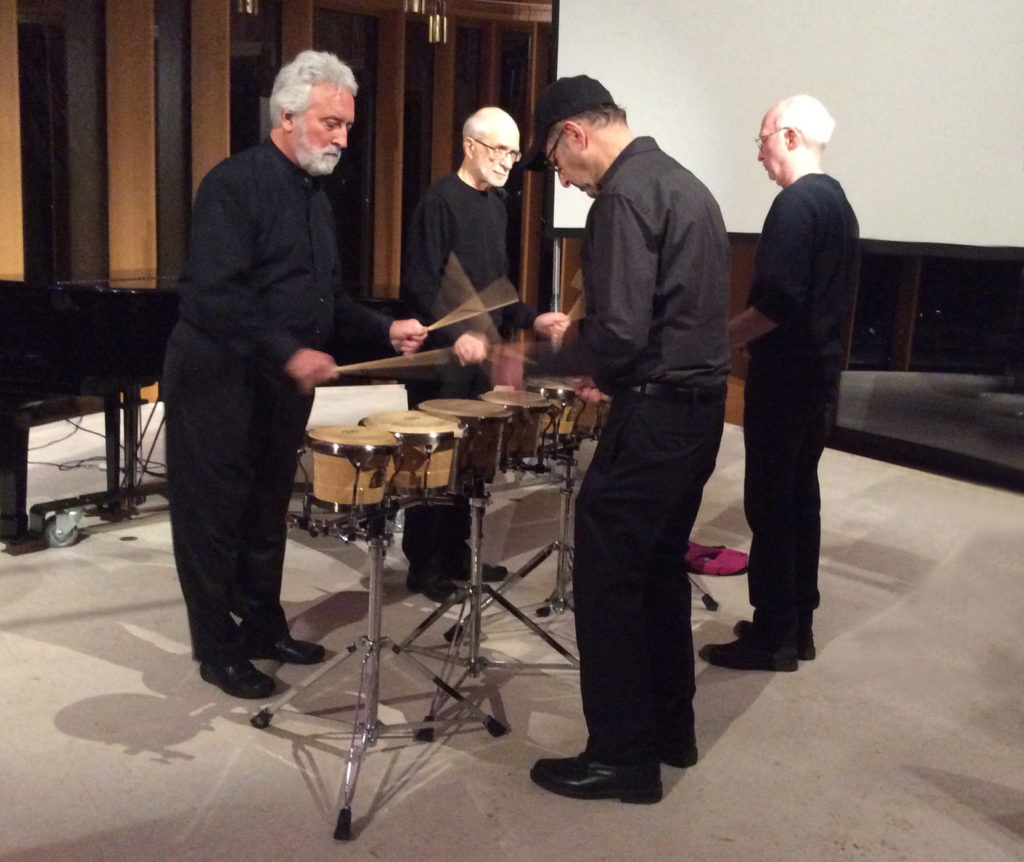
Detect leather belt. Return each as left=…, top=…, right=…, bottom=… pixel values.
left=622, top=381, right=726, bottom=404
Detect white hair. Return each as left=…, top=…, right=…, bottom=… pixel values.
left=269, top=50, right=358, bottom=129
left=775, top=94, right=835, bottom=148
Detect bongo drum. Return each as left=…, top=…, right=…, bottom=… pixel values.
left=479, top=389, right=551, bottom=467
left=525, top=376, right=584, bottom=440
left=418, top=399, right=512, bottom=486
left=306, top=426, right=398, bottom=512
left=361, top=410, right=460, bottom=497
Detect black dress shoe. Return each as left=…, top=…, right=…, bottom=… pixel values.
left=699, top=637, right=798, bottom=672
left=452, top=562, right=509, bottom=583
left=734, top=619, right=816, bottom=660
left=199, top=660, right=275, bottom=699
left=406, top=573, right=457, bottom=603
left=248, top=636, right=326, bottom=665
left=530, top=755, right=662, bottom=804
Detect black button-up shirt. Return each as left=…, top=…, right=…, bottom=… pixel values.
left=551, top=137, right=730, bottom=392
left=177, top=139, right=391, bottom=367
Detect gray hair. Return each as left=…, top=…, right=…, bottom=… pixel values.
left=774, top=94, right=835, bottom=148
left=269, top=50, right=358, bottom=128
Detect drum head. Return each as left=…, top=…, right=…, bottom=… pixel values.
left=307, top=425, right=398, bottom=448
left=362, top=410, right=461, bottom=435
left=525, top=375, right=583, bottom=392
left=480, top=389, right=550, bottom=409
left=420, top=399, right=512, bottom=421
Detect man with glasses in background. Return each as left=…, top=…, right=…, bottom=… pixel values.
left=400, top=106, right=569, bottom=603
left=700, top=94, right=859, bottom=672
left=521, top=76, right=730, bottom=803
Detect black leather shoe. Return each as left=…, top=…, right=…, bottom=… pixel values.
left=530, top=755, right=662, bottom=803
left=699, top=637, right=798, bottom=672
left=248, top=636, right=326, bottom=665
left=734, top=619, right=816, bottom=661
left=199, top=660, right=275, bottom=699
left=452, top=562, right=509, bottom=583
left=407, top=573, right=457, bottom=603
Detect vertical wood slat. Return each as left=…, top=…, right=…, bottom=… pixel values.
left=281, top=0, right=315, bottom=62
left=190, top=0, right=230, bottom=198
left=518, top=21, right=547, bottom=310
left=372, top=9, right=405, bottom=298
left=431, top=30, right=457, bottom=182
left=891, top=256, right=921, bottom=371
left=106, top=0, right=156, bottom=278
left=0, top=0, right=22, bottom=279
left=479, top=21, right=500, bottom=106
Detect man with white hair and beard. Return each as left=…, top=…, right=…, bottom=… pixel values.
left=163, top=51, right=426, bottom=699
left=399, top=107, right=569, bottom=602
left=700, top=94, right=859, bottom=672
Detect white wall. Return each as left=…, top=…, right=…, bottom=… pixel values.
left=553, top=0, right=1024, bottom=248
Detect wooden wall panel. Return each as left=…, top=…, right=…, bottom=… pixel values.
left=106, top=0, right=156, bottom=278
left=0, top=0, right=24, bottom=279
left=372, top=9, right=406, bottom=297
left=518, top=21, right=547, bottom=309
left=281, top=0, right=315, bottom=61
left=430, top=32, right=456, bottom=183
left=190, top=0, right=230, bottom=197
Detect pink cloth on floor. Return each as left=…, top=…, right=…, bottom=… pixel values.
left=685, top=541, right=748, bottom=575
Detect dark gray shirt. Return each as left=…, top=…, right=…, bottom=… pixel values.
left=552, top=136, right=731, bottom=391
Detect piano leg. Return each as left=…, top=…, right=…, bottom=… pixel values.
left=0, top=411, right=29, bottom=540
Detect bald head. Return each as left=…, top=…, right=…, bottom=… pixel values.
left=458, top=107, right=521, bottom=191
left=773, top=94, right=835, bottom=151
left=758, top=94, right=834, bottom=187
left=463, top=106, right=518, bottom=142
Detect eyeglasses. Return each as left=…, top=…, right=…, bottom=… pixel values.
left=754, top=127, right=791, bottom=149
left=545, top=129, right=566, bottom=174
left=470, top=137, right=521, bottom=164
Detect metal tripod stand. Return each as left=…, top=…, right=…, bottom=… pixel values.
left=250, top=503, right=504, bottom=841
left=399, top=478, right=579, bottom=739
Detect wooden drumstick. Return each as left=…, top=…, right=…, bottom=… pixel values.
left=333, top=347, right=454, bottom=377
left=426, top=296, right=518, bottom=331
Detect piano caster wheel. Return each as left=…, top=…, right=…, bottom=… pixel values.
left=44, top=511, right=81, bottom=548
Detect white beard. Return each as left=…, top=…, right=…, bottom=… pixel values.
left=294, top=121, right=342, bottom=176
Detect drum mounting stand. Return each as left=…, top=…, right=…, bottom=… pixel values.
left=251, top=502, right=504, bottom=841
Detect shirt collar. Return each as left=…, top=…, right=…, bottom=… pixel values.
left=597, top=136, right=659, bottom=193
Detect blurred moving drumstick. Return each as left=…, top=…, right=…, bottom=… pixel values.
left=566, top=269, right=585, bottom=320
left=427, top=292, right=518, bottom=331
left=332, top=348, right=455, bottom=379
left=430, top=253, right=522, bottom=342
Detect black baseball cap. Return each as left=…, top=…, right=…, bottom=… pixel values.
left=521, top=75, right=614, bottom=171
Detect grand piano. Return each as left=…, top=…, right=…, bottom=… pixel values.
left=0, top=279, right=180, bottom=545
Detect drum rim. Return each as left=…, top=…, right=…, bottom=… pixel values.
left=419, top=399, right=514, bottom=423
left=479, top=389, right=551, bottom=409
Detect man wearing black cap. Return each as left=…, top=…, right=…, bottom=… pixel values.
left=523, top=76, right=730, bottom=803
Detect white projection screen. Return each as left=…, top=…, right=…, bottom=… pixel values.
left=551, top=0, right=1024, bottom=249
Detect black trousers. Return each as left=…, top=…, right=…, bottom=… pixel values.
left=742, top=377, right=835, bottom=636
left=162, top=323, right=313, bottom=664
left=573, top=388, right=725, bottom=766
left=402, top=361, right=489, bottom=575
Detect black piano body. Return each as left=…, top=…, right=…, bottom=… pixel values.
left=0, top=278, right=180, bottom=545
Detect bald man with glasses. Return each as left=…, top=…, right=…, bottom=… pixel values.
left=701, top=94, right=859, bottom=672
left=399, top=106, right=570, bottom=604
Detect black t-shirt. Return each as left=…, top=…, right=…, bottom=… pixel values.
left=747, top=173, right=859, bottom=385
left=400, top=173, right=534, bottom=348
